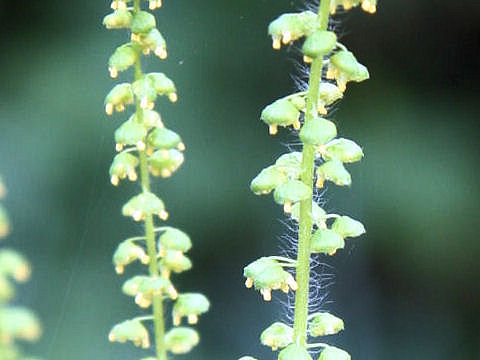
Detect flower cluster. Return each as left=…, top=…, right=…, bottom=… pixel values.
left=0, top=178, right=42, bottom=360
left=104, top=1, right=208, bottom=359
left=240, top=1, right=374, bottom=360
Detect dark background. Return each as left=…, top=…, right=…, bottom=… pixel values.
left=0, top=0, right=479, bottom=359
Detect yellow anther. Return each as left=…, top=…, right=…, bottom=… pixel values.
left=316, top=178, right=325, bottom=189
left=293, top=120, right=301, bottom=130
left=282, top=31, right=292, bottom=45
left=272, top=37, right=281, bottom=50
left=159, top=210, right=169, bottom=221
left=0, top=224, right=9, bottom=238
left=158, top=246, right=166, bottom=257
left=155, top=47, right=168, bottom=59
left=147, top=102, right=155, bottom=110
left=330, top=4, right=337, bottom=14
left=281, top=283, right=289, bottom=293
left=111, top=175, right=120, bottom=186
left=142, top=337, right=150, bottom=349
left=337, top=80, right=347, bottom=93
left=161, top=169, right=172, bottom=178
left=156, top=0, right=162, bottom=8
left=161, top=149, right=170, bottom=159
left=173, top=314, right=182, bottom=326
left=169, top=92, right=178, bottom=103
left=343, top=0, right=353, bottom=10
left=245, top=277, right=253, bottom=288
left=105, top=103, right=114, bottom=115
left=109, top=66, right=118, bottom=79
left=135, top=293, right=152, bottom=308
left=131, top=33, right=141, bottom=42
left=168, top=285, right=178, bottom=299
left=326, top=67, right=336, bottom=79
left=140, top=97, right=149, bottom=109
left=261, top=288, right=272, bottom=302
left=128, top=171, right=138, bottom=182
left=137, top=141, right=146, bottom=151
left=115, top=143, right=124, bottom=152
left=269, top=124, right=278, bottom=135
left=362, top=0, right=377, bottom=13
left=177, top=142, right=186, bottom=151
left=286, top=276, right=298, bottom=291
left=110, top=1, right=118, bottom=10
left=116, top=104, right=125, bottom=112
left=117, top=1, right=127, bottom=10
left=108, top=332, right=116, bottom=342
left=283, top=201, right=293, bottom=214
left=133, top=210, right=143, bottom=222
left=318, top=104, right=328, bottom=115
left=149, top=0, right=156, bottom=10
left=14, top=265, right=31, bottom=282
left=317, top=144, right=327, bottom=155
left=143, top=48, right=151, bottom=55
left=303, top=55, right=313, bottom=64
left=188, top=314, right=199, bottom=324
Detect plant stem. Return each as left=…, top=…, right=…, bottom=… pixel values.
left=133, top=1, right=167, bottom=359
left=293, top=0, right=331, bottom=347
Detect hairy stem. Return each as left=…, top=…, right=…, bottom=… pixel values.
left=293, top=0, right=331, bottom=347
left=133, top=1, right=166, bottom=358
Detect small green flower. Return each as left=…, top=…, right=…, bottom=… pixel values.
left=135, top=28, right=167, bottom=59
left=158, top=227, right=192, bottom=255
left=299, top=117, right=337, bottom=146
left=302, top=30, right=337, bottom=63
left=321, top=138, right=364, bottom=163
left=159, top=250, right=192, bottom=277
left=0, top=307, right=42, bottom=343
left=311, top=228, right=345, bottom=256
left=122, top=275, right=177, bottom=307
left=112, top=240, right=149, bottom=274
left=260, top=322, right=293, bottom=351
left=275, top=152, right=303, bottom=179
left=331, top=216, right=366, bottom=238
left=278, top=344, right=313, bottom=360
left=122, top=192, right=168, bottom=222
left=309, top=313, right=344, bottom=337
left=291, top=201, right=327, bottom=228
left=164, top=327, right=199, bottom=354
left=172, top=293, right=210, bottom=325
left=105, top=83, right=134, bottom=115
left=317, top=83, right=343, bottom=115
left=114, top=119, right=148, bottom=151
left=148, top=127, right=184, bottom=152
left=108, top=319, right=150, bottom=349
left=327, top=51, right=369, bottom=92
left=316, top=159, right=351, bottom=188
left=148, top=73, right=178, bottom=102
left=109, top=152, right=139, bottom=186
left=0, top=250, right=31, bottom=282
left=132, top=76, right=157, bottom=110
left=103, top=10, right=132, bottom=30
left=261, top=99, right=301, bottom=135
left=250, top=166, right=288, bottom=195
left=268, top=11, right=319, bottom=49
left=108, top=43, right=136, bottom=78
left=318, top=346, right=351, bottom=360
left=149, top=149, right=184, bottom=178
left=273, top=180, right=312, bottom=213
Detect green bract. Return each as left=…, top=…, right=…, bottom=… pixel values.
left=309, top=313, right=344, bottom=336
left=250, top=166, right=288, bottom=195
left=108, top=320, right=150, bottom=348
left=323, top=138, right=364, bottom=163
left=318, top=346, right=351, bottom=360
left=316, top=159, right=351, bottom=188
left=331, top=216, right=366, bottom=238
left=311, top=228, right=345, bottom=256
left=299, top=117, right=337, bottom=146
left=278, top=344, right=313, bottom=360
left=274, top=180, right=312, bottom=213
left=165, top=327, right=199, bottom=354
left=260, top=322, right=293, bottom=350
left=302, top=30, right=337, bottom=62
left=261, top=99, right=301, bottom=135
left=103, top=10, right=132, bottom=29
left=268, top=11, right=319, bottom=49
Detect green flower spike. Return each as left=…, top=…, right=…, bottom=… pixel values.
left=318, top=346, right=351, bottom=360
left=114, top=119, right=148, bottom=152
left=320, top=138, right=364, bottom=163
left=311, top=228, right=345, bottom=256
left=331, top=216, right=366, bottom=238
left=0, top=307, right=42, bottom=343
left=158, top=228, right=192, bottom=257
left=113, top=240, right=149, bottom=274
left=250, top=166, right=288, bottom=195
left=165, top=327, right=200, bottom=354
left=261, top=99, right=301, bottom=135
left=326, top=50, right=369, bottom=92
left=273, top=180, right=312, bottom=213
left=149, top=149, right=184, bottom=178
left=108, top=319, right=150, bottom=348
left=172, top=293, right=210, bottom=325
left=108, top=43, right=137, bottom=78
left=103, top=10, right=133, bottom=30
left=278, top=344, right=313, bottom=360
left=0, top=249, right=31, bottom=282
left=122, top=192, right=168, bottom=222
left=105, top=83, right=135, bottom=115
left=299, top=117, right=337, bottom=146
left=309, top=313, right=344, bottom=337
left=268, top=11, right=319, bottom=49
left=315, top=159, right=351, bottom=188
left=318, top=83, right=343, bottom=115
left=302, top=30, right=337, bottom=63
left=109, top=152, right=139, bottom=186
left=260, top=322, right=293, bottom=351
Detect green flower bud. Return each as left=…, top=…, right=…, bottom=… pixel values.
left=105, top=83, right=134, bottom=115
left=0, top=205, right=10, bottom=238
left=103, top=10, right=132, bottom=30
left=0, top=275, right=14, bottom=302
left=260, top=322, right=293, bottom=351
left=135, top=276, right=177, bottom=307
left=160, top=250, right=192, bottom=277
left=0, top=307, right=42, bottom=343
left=114, top=119, right=147, bottom=151
left=316, top=160, right=351, bottom=188
left=318, top=83, right=343, bottom=115
left=261, top=99, right=301, bottom=135
left=243, top=257, right=278, bottom=282
left=122, top=191, right=168, bottom=222
left=291, top=201, right=327, bottom=227
left=278, top=344, right=313, bottom=360
left=323, top=138, right=364, bottom=163
left=275, top=152, right=303, bottom=179
left=122, top=275, right=149, bottom=297
left=302, top=31, right=337, bottom=63
left=158, top=228, right=192, bottom=254
left=108, top=43, right=136, bottom=78
left=148, top=128, right=183, bottom=152
left=331, top=216, right=365, bottom=238
left=318, top=346, right=351, bottom=360
left=173, top=293, right=210, bottom=325
left=149, top=149, right=184, bottom=178
left=250, top=166, right=288, bottom=195
left=327, top=51, right=369, bottom=92
left=132, top=76, right=157, bottom=110
left=268, top=11, right=319, bottom=49
left=299, top=117, right=337, bottom=146
left=0, top=249, right=31, bottom=282
left=130, top=11, right=156, bottom=34
left=274, top=180, right=312, bottom=214
left=165, top=327, right=200, bottom=354
left=311, top=228, right=345, bottom=255
left=108, top=319, right=150, bottom=348
left=147, top=73, right=177, bottom=102
left=112, top=240, right=149, bottom=274
left=309, top=313, right=344, bottom=337
left=136, top=28, right=167, bottom=59
left=109, top=152, right=139, bottom=186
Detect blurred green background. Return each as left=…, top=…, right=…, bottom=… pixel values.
left=0, top=0, right=479, bottom=359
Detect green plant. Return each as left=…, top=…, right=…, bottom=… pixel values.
left=241, top=1, right=375, bottom=359
left=0, top=178, right=42, bottom=360
left=103, top=1, right=209, bottom=359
